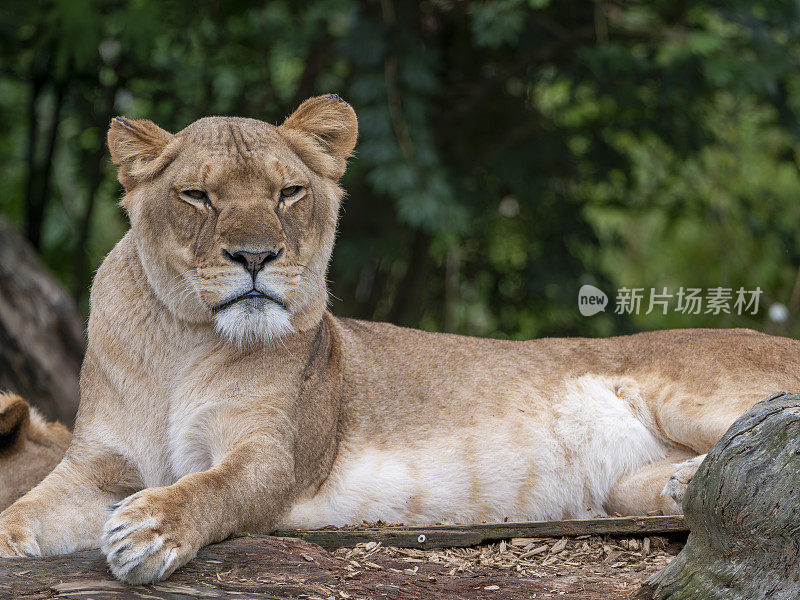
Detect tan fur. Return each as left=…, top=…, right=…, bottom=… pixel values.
left=2, top=95, right=800, bottom=584
left=0, top=394, right=70, bottom=512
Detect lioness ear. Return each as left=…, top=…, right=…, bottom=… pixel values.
left=107, top=117, right=174, bottom=191
left=0, top=393, right=30, bottom=454
left=279, top=94, right=358, bottom=179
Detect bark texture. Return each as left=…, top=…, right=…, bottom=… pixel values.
left=0, top=217, right=84, bottom=426
left=0, top=533, right=664, bottom=600
left=641, top=391, right=800, bottom=600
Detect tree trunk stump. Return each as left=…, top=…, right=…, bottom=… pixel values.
left=641, top=391, right=800, bottom=600
left=0, top=217, right=84, bottom=426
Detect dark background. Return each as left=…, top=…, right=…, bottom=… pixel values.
left=2, top=0, right=800, bottom=340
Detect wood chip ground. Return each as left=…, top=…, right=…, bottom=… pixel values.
left=0, top=533, right=685, bottom=599
left=329, top=533, right=683, bottom=599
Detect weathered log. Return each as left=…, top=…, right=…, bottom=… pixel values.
left=0, top=217, right=84, bottom=426
left=640, top=391, right=800, bottom=600
left=275, top=515, right=688, bottom=549
left=0, top=533, right=669, bottom=600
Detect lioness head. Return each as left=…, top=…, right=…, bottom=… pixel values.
left=107, top=95, right=358, bottom=346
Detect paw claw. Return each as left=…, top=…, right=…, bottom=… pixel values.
left=0, top=519, right=42, bottom=558
left=4, top=539, right=40, bottom=558
left=105, top=521, right=126, bottom=534
left=103, top=516, right=156, bottom=545
left=109, top=542, right=130, bottom=560
left=158, top=548, right=179, bottom=580
left=108, top=496, right=134, bottom=512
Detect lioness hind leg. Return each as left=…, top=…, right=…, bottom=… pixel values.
left=604, top=451, right=697, bottom=516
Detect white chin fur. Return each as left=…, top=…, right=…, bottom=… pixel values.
left=213, top=301, right=294, bottom=348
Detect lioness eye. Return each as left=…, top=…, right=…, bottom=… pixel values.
left=182, top=189, right=208, bottom=201
left=280, top=186, right=302, bottom=198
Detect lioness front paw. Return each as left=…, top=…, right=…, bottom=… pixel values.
left=0, top=511, right=42, bottom=558
left=101, top=488, right=199, bottom=584
left=662, top=454, right=707, bottom=506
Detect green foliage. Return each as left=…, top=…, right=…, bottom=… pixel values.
left=2, top=0, right=800, bottom=339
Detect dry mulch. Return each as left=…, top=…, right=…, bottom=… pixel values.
left=325, top=533, right=684, bottom=599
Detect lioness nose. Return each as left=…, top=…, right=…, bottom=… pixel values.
left=224, top=247, right=283, bottom=277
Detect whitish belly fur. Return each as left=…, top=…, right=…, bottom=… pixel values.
left=280, top=375, right=668, bottom=528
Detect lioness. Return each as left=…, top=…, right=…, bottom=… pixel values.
left=0, top=393, right=70, bottom=512
left=1, top=94, right=799, bottom=584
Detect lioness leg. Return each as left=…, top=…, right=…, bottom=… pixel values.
left=650, top=391, right=766, bottom=455
left=604, top=451, right=696, bottom=516
left=0, top=451, right=135, bottom=557
left=101, top=439, right=294, bottom=585
left=640, top=390, right=768, bottom=509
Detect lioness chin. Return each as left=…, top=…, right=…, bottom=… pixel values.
left=1, top=94, right=799, bottom=584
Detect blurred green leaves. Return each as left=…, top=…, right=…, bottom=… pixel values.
left=1, top=0, right=800, bottom=339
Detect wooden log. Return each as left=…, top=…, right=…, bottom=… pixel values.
left=0, top=217, right=84, bottom=426
left=0, top=533, right=670, bottom=600
left=640, top=391, right=800, bottom=600
left=274, top=515, right=688, bottom=549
